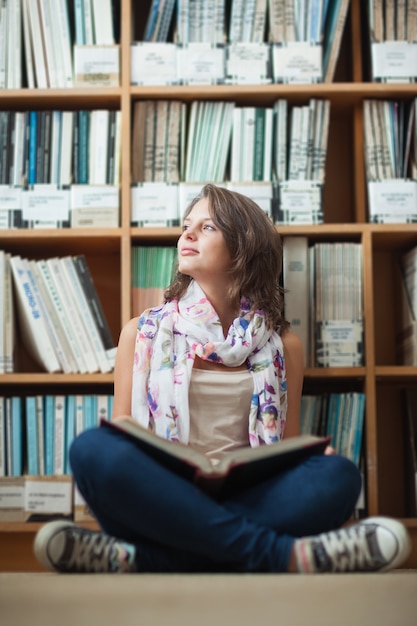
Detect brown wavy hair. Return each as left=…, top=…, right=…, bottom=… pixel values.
left=164, top=184, right=289, bottom=333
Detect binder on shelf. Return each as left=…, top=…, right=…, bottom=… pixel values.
left=176, top=43, right=225, bottom=85
left=70, top=185, right=119, bottom=228
left=0, top=186, right=23, bottom=229
left=226, top=182, right=273, bottom=218
left=272, top=42, right=322, bottom=84
left=225, top=43, right=271, bottom=84
left=73, top=45, right=120, bottom=87
left=274, top=181, right=323, bottom=225
left=0, top=475, right=72, bottom=522
left=367, top=180, right=417, bottom=224
left=131, top=42, right=178, bottom=85
left=131, top=182, right=179, bottom=227
left=21, top=185, right=71, bottom=228
left=371, top=42, right=417, bottom=83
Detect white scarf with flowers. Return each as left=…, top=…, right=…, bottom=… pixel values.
left=131, top=280, right=287, bottom=447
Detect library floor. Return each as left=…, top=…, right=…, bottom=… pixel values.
left=0, top=571, right=416, bottom=626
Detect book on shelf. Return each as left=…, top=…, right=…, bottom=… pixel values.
left=311, top=241, right=364, bottom=367
left=0, top=250, right=14, bottom=374
left=397, top=245, right=417, bottom=365
left=72, top=254, right=117, bottom=366
left=404, top=387, right=417, bottom=517
left=131, top=245, right=177, bottom=316
left=322, top=0, right=350, bottom=82
left=9, top=255, right=61, bottom=373
left=100, top=416, right=330, bottom=498
left=6, top=252, right=116, bottom=374
left=363, top=98, right=417, bottom=223
left=282, top=236, right=310, bottom=368
left=143, top=0, right=176, bottom=43
left=300, top=391, right=365, bottom=468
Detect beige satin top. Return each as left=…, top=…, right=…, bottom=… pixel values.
left=188, top=367, right=253, bottom=462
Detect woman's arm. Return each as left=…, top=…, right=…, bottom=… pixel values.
left=112, top=316, right=140, bottom=419
left=281, top=330, right=304, bottom=438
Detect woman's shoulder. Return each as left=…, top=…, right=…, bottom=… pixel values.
left=280, top=330, right=304, bottom=360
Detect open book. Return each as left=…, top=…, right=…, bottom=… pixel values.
left=100, top=418, right=330, bottom=498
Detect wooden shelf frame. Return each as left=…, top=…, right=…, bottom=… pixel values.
left=0, top=0, right=417, bottom=571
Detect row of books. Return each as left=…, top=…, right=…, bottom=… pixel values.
left=398, top=244, right=417, bottom=366
left=0, top=393, right=113, bottom=478
left=0, top=109, right=122, bottom=187
left=131, top=98, right=331, bottom=186
left=282, top=237, right=364, bottom=368
left=368, top=0, right=417, bottom=43
left=0, top=0, right=351, bottom=88
left=129, top=238, right=364, bottom=368
left=1, top=252, right=116, bottom=374
left=300, top=391, right=365, bottom=467
left=363, top=99, right=417, bottom=223
left=0, top=0, right=116, bottom=89
left=131, top=246, right=177, bottom=316
left=141, top=0, right=350, bottom=83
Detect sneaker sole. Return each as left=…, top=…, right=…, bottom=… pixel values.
left=367, top=517, right=412, bottom=572
left=33, top=520, right=76, bottom=572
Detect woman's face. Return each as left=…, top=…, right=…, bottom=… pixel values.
left=177, top=198, right=232, bottom=284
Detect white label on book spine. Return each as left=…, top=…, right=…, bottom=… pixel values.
left=227, top=183, right=272, bottom=217
left=321, top=322, right=359, bottom=344
left=272, top=43, right=322, bottom=83
left=22, top=186, right=70, bottom=221
left=25, top=480, right=72, bottom=514
left=226, top=43, right=271, bottom=84
left=0, top=484, right=24, bottom=508
left=131, top=43, right=177, bottom=85
left=131, top=183, right=179, bottom=225
left=281, top=181, right=321, bottom=210
left=0, top=186, right=22, bottom=209
left=71, top=185, right=119, bottom=209
left=74, top=45, right=120, bottom=87
left=371, top=42, right=417, bottom=80
left=176, top=44, right=225, bottom=85
left=368, top=180, right=417, bottom=220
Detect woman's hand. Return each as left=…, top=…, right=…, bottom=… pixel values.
left=324, top=445, right=336, bottom=455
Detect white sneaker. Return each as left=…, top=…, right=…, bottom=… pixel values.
left=295, top=517, right=412, bottom=573
left=34, top=520, right=137, bottom=573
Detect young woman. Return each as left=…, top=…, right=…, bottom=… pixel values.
left=34, top=184, right=410, bottom=574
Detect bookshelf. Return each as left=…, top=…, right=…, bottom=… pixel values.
left=0, top=0, right=417, bottom=571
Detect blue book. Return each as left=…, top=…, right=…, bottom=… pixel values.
left=77, top=111, right=90, bottom=184
left=0, top=397, right=5, bottom=476
left=83, top=395, right=98, bottom=430
left=44, top=395, right=55, bottom=475
left=11, top=397, right=23, bottom=477
left=352, top=393, right=365, bottom=467
left=28, top=111, right=38, bottom=185
left=65, top=395, right=76, bottom=474
left=143, top=0, right=162, bottom=41
left=74, top=0, right=86, bottom=45
left=25, top=396, right=39, bottom=475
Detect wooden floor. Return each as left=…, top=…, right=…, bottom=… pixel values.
left=1, top=571, right=416, bottom=626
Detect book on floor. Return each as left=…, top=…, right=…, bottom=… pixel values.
left=100, top=417, right=330, bottom=498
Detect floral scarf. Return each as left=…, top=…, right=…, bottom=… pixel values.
left=131, top=280, right=287, bottom=447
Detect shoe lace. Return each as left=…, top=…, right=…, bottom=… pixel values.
left=67, top=531, right=118, bottom=573
left=320, top=524, right=381, bottom=572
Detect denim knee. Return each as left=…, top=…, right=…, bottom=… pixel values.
left=69, top=427, right=101, bottom=477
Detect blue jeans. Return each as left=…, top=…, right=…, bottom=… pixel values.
left=69, top=427, right=362, bottom=573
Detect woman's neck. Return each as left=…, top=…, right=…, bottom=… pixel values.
left=194, top=280, right=239, bottom=336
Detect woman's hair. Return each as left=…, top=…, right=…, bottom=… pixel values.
left=164, top=184, right=289, bottom=332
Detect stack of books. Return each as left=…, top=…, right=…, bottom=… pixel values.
left=7, top=253, right=116, bottom=374
left=363, top=99, right=417, bottom=223
left=131, top=245, right=177, bottom=316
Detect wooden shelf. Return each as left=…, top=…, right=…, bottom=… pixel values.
left=0, top=0, right=416, bottom=572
